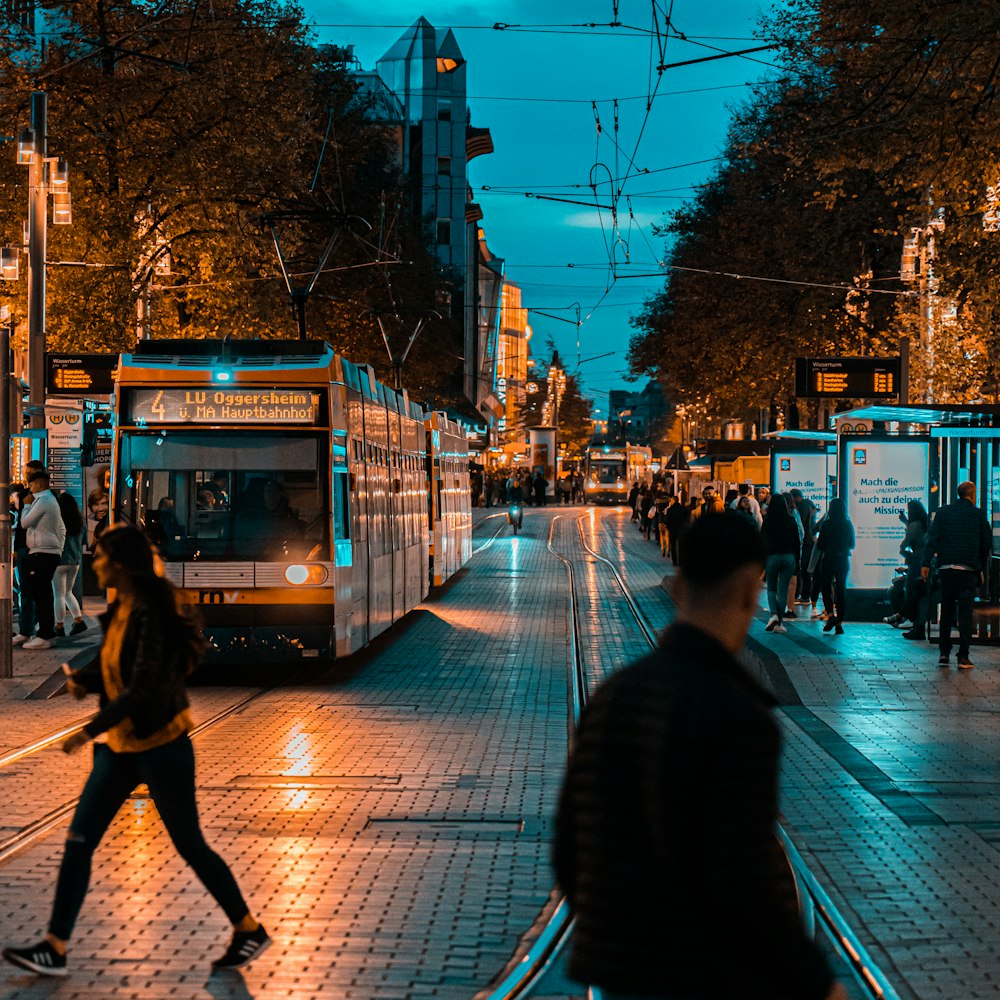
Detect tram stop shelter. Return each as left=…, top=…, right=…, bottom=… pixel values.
left=834, top=403, right=1000, bottom=637
left=764, top=429, right=837, bottom=517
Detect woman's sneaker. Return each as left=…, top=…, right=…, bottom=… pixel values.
left=765, top=615, right=778, bottom=632
left=212, top=925, right=271, bottom=970
left=2, top=940, right=67, bottom=977
left=69, top=621, right=88, bottom=636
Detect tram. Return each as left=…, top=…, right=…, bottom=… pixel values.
left=110, top=339, right=471, bottom=662
left=583, top=444, right=654, bottom=504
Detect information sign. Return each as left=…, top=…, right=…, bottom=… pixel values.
left=127, top=388, right=321, bottom=425
left=47, top=354, right=118, bottom=396
left=795, top=357, right=901, bottom=399
left=843, top=439, right=929, bottom=589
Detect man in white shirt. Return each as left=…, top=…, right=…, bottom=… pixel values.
left=17, top=470, right=66, bottom=650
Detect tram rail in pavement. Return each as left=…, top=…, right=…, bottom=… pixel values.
left=481, top=509, right=898, bottom=1000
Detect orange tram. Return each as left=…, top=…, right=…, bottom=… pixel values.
left=110, top=339, right=471, bottom=663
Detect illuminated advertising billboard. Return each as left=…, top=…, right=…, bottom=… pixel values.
left=842, top=439, right=930, bottom=590
left=771, top=451, right=833, bottom=517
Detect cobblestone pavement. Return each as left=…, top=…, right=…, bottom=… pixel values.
left=588, top=506, right=1000, bottom=999
left=0, top=511, right=573, bottom=999
left=7, top=505, right=1000, bottom=999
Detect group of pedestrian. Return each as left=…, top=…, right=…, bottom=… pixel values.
left=883, top=481, right=991, bottom=669
left=12, top=460, right=89, bottom=650
left=480, top=467, right=586, bottom=507
left=729, top=483, right=855, bottom=634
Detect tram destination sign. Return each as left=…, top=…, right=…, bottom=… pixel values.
left=795, top=357, right=901, bottom=399
left=128, top=387, right=321, bottom=424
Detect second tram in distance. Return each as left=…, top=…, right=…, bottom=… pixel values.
left=583, top=444, right=653, bottom=504
left=111, top=339, right=471, bottom=663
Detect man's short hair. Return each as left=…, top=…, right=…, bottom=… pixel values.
left=27, top=470, right=49, bottom=487
left=678, top=512, right=764, bottom=591
left=958, top=480, right=976, bottom=500
left=26, top=460, right=45, bottom=473
left=738, top=482, right=751, bottom=496
left=789, top=489, right=803, bottom=500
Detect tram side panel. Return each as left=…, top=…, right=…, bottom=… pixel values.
left=364, top=392, right=393, bottom=641
left=425, top=413, right=472, bottom=587
left=402, top=404, right=430, bottom=607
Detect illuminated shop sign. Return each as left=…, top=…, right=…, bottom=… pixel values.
left=128, top=388, right=321, bottom=424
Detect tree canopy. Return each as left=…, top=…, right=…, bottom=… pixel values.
left=628, top=0, right=1000, bottom=426
left=0, top=0, right=464, bottom=404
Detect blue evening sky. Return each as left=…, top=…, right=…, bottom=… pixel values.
left=301, top=1, right=779, bottom=407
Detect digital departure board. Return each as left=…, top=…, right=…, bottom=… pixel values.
left=128, top=388, right=321, bottom=424
left=795, top=357, right=901, bottom=399
left=47, top=354, right=118, bottom=396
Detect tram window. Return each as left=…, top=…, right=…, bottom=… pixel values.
left=116, top=431, right=329, bottom=561
left=333, top=471, right=350, bottom=541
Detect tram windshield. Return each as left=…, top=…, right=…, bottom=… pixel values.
left=589, top=460, right=626, bottom=484
left=115, top=430, right=329, bottom=561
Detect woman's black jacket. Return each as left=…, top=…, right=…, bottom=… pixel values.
left=74, top=599, right=192, bottom=741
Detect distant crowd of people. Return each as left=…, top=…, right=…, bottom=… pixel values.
left=471, top=467, right=588, bottom=508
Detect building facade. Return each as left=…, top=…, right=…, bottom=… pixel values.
left=368, top=18, right=503, bottom=430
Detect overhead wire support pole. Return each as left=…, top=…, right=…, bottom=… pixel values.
left=0, top=314, right=9, bottom=679
left=27, top=92, right=46, bottom=430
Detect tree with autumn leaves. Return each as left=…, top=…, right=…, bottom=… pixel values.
left=0, top=0, right=465, bottom=406
left=629, top=0, right=1000, bottom=427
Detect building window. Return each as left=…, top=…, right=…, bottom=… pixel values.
left=436, top=219, right=451, bottom=245
left=438, top=108, right=451, bottom=122
left=437, top=156, right=451, bottom=176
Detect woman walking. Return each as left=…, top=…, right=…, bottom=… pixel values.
left=816, top=498, right=856, bottom=634
left=761, top=493, right=801, bottom=634
left=53, top=492, right=88, bottom=638
left=3, top=526, right=269, bottom=977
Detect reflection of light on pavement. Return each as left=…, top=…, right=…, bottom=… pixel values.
left=283, top=726, right=314, bottom=777
left=282, top=788, right=312, bottom=812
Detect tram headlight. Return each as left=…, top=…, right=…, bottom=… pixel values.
left=284, top=564, right=329, bottom=586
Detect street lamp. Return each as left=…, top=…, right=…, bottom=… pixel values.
left=2, top=93, right=73, bottom=429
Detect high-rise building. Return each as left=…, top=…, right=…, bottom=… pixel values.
left=357, top=17, right=503, bottom=430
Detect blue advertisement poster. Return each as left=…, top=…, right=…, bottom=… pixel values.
left=843, top=439, right=930, bottom=590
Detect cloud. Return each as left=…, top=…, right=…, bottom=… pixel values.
left=561, top=209, right=666, bottom=230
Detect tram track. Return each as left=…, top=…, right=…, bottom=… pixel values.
left=486, top=508, right=900, bottom=1000
left=0, top=686, right=273, bottom=867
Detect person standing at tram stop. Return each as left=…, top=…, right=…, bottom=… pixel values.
left=2, top=526, right=270, bottom=978
left=816, top=498, right=856, bottom=635
left=761, top=493, right=800, bottom=634
left=554, top=513, right=846, bottom=1000
left=53, top=492, right=88, bottom=638
left=16, top=469, right=66, bottom=650
left=922, top=480, right=992, bottom=669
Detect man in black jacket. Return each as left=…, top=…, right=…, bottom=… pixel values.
left=922, top=480, right=993, bottom=669
left=555, top=512, right=844, bottom=1000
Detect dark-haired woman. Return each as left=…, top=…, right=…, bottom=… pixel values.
left=816, top=498, right=856, bottom=634
left=2, top=526, right=269, bottom=978
left=53, top=492, right=87, bottom=638
left=761, top=493, right=800, bottom=634
left=894, top=500, right=930, bottom=639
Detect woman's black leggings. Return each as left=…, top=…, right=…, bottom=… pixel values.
left=48, top=735, right=249, bottom=940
